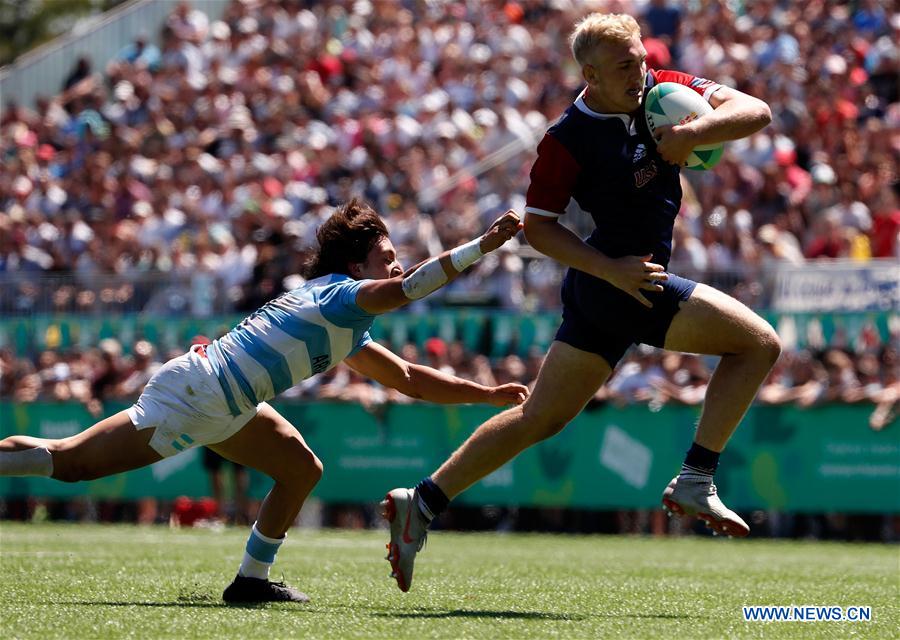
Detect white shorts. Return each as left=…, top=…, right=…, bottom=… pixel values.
left=127, top=345, right=264, bottom=458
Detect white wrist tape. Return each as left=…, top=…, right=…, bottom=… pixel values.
left=401, top=257, right=448, bottom=300
left=449, top=238, right=484, bottom=272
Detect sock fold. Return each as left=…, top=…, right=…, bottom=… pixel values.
left=681, top=442, right=720, bottom=478
left=415, top=476, right=449, bottom=522
left=0, top=447, right=53, bottom=477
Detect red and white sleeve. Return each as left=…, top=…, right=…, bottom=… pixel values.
left=524, top=134, right=580, bottom=218
left=651, top=69, right=723, bottom=102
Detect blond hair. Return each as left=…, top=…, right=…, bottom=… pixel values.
left=570, top=13, right=641, bottom=66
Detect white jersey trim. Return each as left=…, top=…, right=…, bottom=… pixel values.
left=525, top=206, right=563, bottom=218
left=574, top=89, right=631, bottom=126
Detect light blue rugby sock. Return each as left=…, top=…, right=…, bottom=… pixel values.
left=238, top=522, right=284, bottom=580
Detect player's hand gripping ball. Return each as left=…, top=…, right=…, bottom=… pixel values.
left=644, top=82, right=724, bottom=170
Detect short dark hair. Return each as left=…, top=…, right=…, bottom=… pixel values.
left=303, top=198, right=389, bottom=279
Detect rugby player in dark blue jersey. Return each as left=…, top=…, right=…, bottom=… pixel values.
left=384, top=12, right=781, bottom=592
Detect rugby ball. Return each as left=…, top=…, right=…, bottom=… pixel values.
left=644, top=82, right=723, bottom=170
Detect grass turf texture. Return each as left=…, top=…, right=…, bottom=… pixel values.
left=1, top=523, right=896, bottom=639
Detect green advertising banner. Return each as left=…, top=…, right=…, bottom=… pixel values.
left=0, top=402, right=897, bottom=513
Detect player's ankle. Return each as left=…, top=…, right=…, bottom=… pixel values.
left=238, top=522, right=284, bottom=580
left=680, top=442, right=719, bottom=479
left=415, top=477, right=448, bottom=522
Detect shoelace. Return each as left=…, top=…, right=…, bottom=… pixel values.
left=270, top=574, right=295, bottom=592
left=269, top=579, right=304, bottom=599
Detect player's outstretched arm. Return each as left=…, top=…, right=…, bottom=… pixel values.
left=355, top=210, right=522, bottom=314
left=345, top=341, right=529, bottom=406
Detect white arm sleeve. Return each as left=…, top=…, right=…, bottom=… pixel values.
left=401, top=237, right=486, bottom=300
left=449, top=238, right=484, bottom=272
left=401, top=257, right=448, bottom=300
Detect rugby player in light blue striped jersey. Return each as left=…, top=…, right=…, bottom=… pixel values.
left=0, top=198, right=525, bottom=604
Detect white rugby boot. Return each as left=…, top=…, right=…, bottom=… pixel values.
left=662, top=475, right=750, bottom=537
left=381, top=488, right=429, bottom=592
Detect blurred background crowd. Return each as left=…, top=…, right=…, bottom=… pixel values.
left=1, top=0, right=897, bottom=426
left=2, top=333, right=898, bottom=430
left=1, top=0, right=897, bottom=313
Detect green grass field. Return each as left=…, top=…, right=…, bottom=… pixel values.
left=0, top=523, right=896, bottom=639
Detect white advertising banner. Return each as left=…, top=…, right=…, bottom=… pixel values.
left=772, top=261, right=899, bottom=312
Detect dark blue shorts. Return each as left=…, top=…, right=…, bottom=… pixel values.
left=555, top=269, right=698, bottom=368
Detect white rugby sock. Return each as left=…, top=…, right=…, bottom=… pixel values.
left=678, top=463, right=713, bottom=482
left=0, top=447, right=53, bottom=477
left=238, top=523, right=285, bottom=580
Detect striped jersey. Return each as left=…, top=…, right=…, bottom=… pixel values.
left=206, top=274, right=375, bottom=415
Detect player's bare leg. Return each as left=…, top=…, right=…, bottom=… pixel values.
left=433, top=341, right=612, bottom=497
left=210, top=403, right=322, bottom=603
left=383, top=341, right=611, bottom=592
left=665, top=284, right=782, bottom=450
left=661, top=283, right=781, bottom=536
left=211, top=404, right=323, bottom=537
left=0, top=410, right=162, bottom=481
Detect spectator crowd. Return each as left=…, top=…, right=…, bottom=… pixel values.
left=0, top=0, right=897, bottom=427
left=0, top=0, right=897, bottom=315
left=2, top=333, right=898, bottom=429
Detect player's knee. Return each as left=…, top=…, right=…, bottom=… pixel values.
left=46, top=446, right=88, bottom=482
left=295, top=443, right=323, bottom=482
left=276, top=440, right=323, bottom=488
left=756, top=325, right=782, bottom=366
left=522, top=404, right=571, bottom=442
left=307, top=451, right=324, bottom=482
left=536, top=420, right=569, bottom=441
left=52, top=460, right=87, bottom=483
